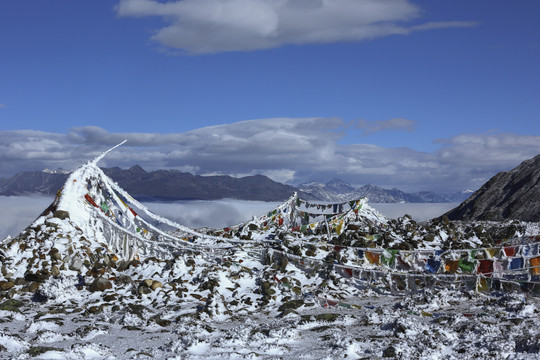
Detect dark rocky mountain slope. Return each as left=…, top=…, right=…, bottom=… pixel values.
left=0, top=170, right=69, bottom=196
left=445, top=154, right=540, bottom=222
left=103, top=165, right=304, bottom=201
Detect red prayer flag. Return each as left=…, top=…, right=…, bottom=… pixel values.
left=504, top=246, right=516, bottom=257
left=84, top=194, right=98, bottom=208
left=477, top=259, right=494, bottom=276
left=343, top=268, right=353, bottom=277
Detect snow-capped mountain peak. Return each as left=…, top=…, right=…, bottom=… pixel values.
left=42, top=168, right=70, bottom=174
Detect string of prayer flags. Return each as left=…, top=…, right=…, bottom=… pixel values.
left=493, top=260, right=506, bottom=278
left=392, top=274, right=407, bottom=291
left=396, top=254, right=412, bottom=271
left=114, top=191, right=129, bottom=208
left=335, top=220, right=344, bottom=235
left=341, top=267, right=353, bottom=277
left=522, top=243, right=539, bottom=257
left=504, top=246, right=517, bottom=257
left=100, top=202, right=110, bottom=214
left=485, top=248, right=499, bottom=259
left=444, top=260, right=459, bottom=273
left=458, top=259, right=475, bottom=273
left=477, top=259, right=493, bottom=276
left=413, top=254, right=428, bottom=272
left=84, top=194, right=99, bottom=208
left=530, top=256, right=540, bottom=275
left=476, top=275, right=490, bottom=292
left=510, top=257, right=524, bottom=270
left=425, top=258, right=441, bottom=274
left=381, top=249, right=398, bottom=268
left=365, top=251, right=380, bottom=265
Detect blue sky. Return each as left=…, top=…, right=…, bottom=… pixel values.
left=1, top=0, right=539, bottom=192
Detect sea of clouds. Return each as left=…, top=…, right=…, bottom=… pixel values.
left=0, top=196, right=457, bottom=240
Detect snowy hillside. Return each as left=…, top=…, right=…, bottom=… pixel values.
left=1, top=142, right=540, bottom=359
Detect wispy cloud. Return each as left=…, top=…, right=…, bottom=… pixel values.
left=0, top=104, right=6, bottom=108
left=410, top=21, right=477, bottom=31
left=357, top=118, right=416, bottom=135
left=115, top=0, right=476, bottom=54
left=1, top=119, right=539, bottom=193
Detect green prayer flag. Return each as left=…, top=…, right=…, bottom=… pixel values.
left=458, top=259, right=474, bottom=273
left=381, top=249, right=398, bottom=268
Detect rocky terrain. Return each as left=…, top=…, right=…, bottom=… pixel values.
left=445, top=154, right=540, bottom=222
left=0, top=144, right=539, bottom=359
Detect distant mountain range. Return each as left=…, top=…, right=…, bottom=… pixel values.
left=0, top=166, right=472, bottom=203
left=298, top=178, right=473, bottom=203
left=445, top=154, right=540, bottom=222
left=0, top=166, right=304, bottom=202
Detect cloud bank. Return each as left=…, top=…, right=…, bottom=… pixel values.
left=0, top=195, right=54, bottom=240
left=0, top=196, right=455, bottom=240
left=1, top=118, right=539, bottom=193
left=115, top=0, right=476, bottom=53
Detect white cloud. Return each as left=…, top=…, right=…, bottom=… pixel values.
left=1, top=121, right=539, bottom=193
left=115, top=0, right=476, bottom=54
left=0, top=104, right=6, bottom=108
left=145, top=199, right=280, bottom=228
left=0, top=195, right=55, bottom=240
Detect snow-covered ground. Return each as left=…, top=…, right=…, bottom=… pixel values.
left=1, top=284, right=539, bottom=359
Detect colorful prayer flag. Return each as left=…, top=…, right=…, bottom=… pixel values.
left=365, top=251, right=380, bottom=265
left=530, top=256, right=540, bottom=275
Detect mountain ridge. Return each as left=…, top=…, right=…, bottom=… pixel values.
left=444, top=154, right=540, bottom=222
left=0, top=166, right=471, bottom=203
left=298, top=179, right=472, bottom=203
left=0, top=166, right=305, bottom=202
